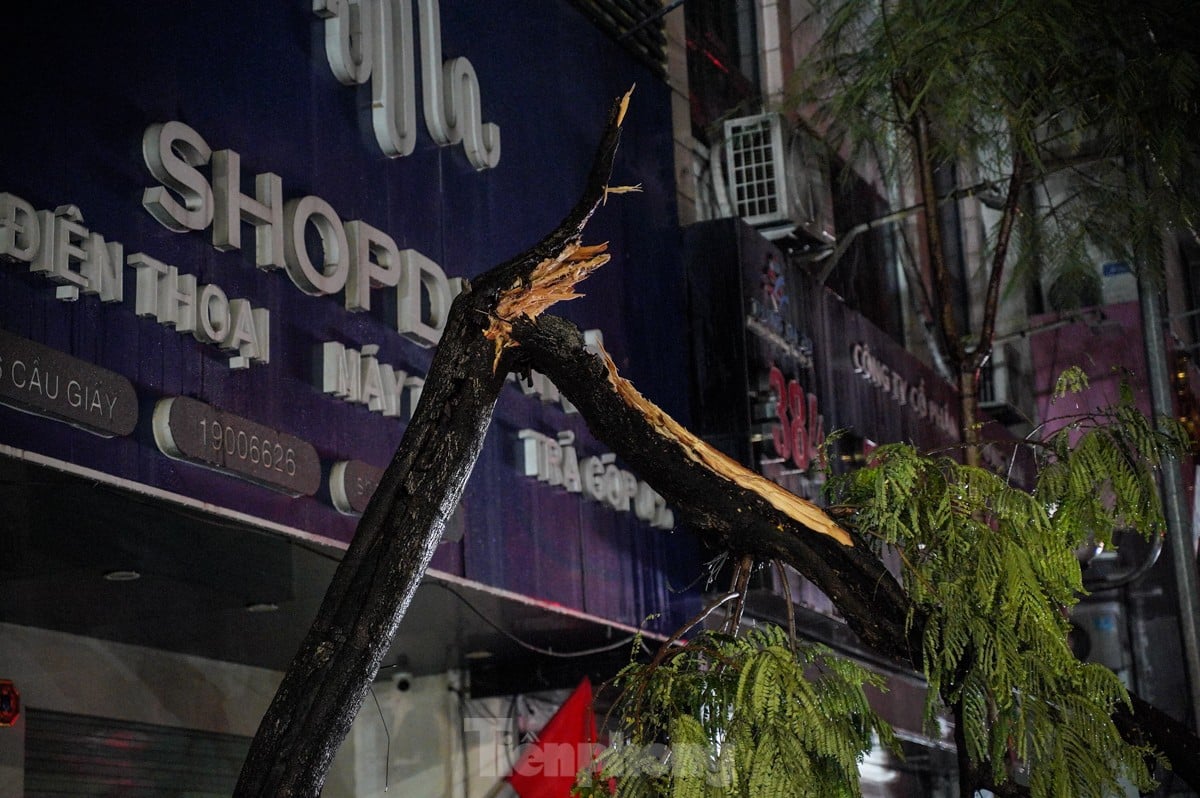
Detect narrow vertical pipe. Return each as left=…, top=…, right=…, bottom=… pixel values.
left=1139, top=266, right=1200, bottom=732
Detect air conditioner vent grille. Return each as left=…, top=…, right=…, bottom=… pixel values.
left=722, top=113, right=835, bottom=243
left=725, top=114, right=788, bottom=225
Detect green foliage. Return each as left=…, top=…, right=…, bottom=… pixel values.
left=581, top=385, right=1188, bottom=797
left=795, top=0, right=1200, bottom=294
left=825, top=389, right=1188, bottom=796
left=575, top=625, right=893, bottom=798
left=1052, top=366, right=1089, bottom=399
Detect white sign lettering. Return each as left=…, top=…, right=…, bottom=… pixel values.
left=141, top=121, right=461, bottom=347
left=314, top=0, right=501, bottom=169
left=319, top=340, right=424, bottom=419
left=850, top=342, right=958, bottom=437
left=1, top=195, right=123, bottom=303
left=129, top=253, right=270, bottom=367
left=0, top=191, right=267, bottom=369
left=517, top=428, right=675, bottom=530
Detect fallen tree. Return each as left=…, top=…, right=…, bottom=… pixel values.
left=234, top=93, right=1200, bottom=797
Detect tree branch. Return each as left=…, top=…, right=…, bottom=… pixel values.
left=235, top=93, right=1200, bottom=797
left=508, top=314, right=916, bottom=663
left=968, top=148, right=1026, bottom=373
left=509, top=312, right=1200, bottom=792
left=908, top=104, right=964, bottom=367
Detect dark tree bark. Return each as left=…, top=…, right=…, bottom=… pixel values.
left=233, top=92, right=630, bottom=798
left=236, top=94, right=1200, bottom=796
left=510, top=311, right=1200, bottom=795
left=508, top=313, right=915, bottom=664
left=234, top=305, right=506, bottom=796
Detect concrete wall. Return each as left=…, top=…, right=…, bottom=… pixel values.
left=349, top=672, right=574, bottom=798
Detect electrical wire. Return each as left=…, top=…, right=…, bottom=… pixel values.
left=428, top=581, right=648, bottom=659
left=368, top=685, right=391, bottom=792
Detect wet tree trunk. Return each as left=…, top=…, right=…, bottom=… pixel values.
left=233, top=304, right=507, bottom=796
left=233, top=92, right=631, bottom=798
left=959, top=368, right=982, bottom=468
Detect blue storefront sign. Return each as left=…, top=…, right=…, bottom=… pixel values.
left=0, top=1, right=696, bottom=632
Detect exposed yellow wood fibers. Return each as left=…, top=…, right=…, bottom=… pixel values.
left=597, top=348, right=853, bottom=547
left=604, top=183, right=642, bottom=204
left=484, top=242, right=610, bottom=371
left=483, top=86, right=637, bottom=372
left=617, top=85, right=634, bottom=126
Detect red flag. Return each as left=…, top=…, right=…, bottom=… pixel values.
left=507, top=678, right=601, bottom=798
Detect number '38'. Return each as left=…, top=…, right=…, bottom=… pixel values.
left=769, top=365, right=825, bottom=470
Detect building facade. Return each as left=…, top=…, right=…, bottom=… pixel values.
left=4, top=1, right=1198, bottom=796
left=0, top=3, right=703, bottom=794
left=666, top=2, right=1200, bottom=796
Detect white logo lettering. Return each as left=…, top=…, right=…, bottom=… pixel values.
left=314, top=0, right=501, bottom=169
left=140, top=122, right=465, bottom=347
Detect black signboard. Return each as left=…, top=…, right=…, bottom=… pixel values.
left=0, top=329, right=137, bottom=438
left=153, top=396, right=320, bottom=497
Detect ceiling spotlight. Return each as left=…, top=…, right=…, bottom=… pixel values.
left=244, top=602, right=280, bottom=613
left=103, top=570, right=141, bottom=582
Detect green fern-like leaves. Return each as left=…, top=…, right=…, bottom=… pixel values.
left=576, top=626, right=893, bottom=798
left=825, top=392, right=1186, bottom=796
left=582, top=390, right=1185, bottom=797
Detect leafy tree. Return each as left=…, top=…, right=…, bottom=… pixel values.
left=578, top=626, right=892, bottom=798
left=828, top=379, right=1185, bottom=796
left=575, top=0, right=1200, bottom=791
left=795, top=0, right=1200, bottom=463
left=580, top=371, right=1188, bottom=798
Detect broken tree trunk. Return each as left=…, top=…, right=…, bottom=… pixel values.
left=233, top=91, right=630, bottom=798
left=235, top=93, right=1200, bottom=795
left=233, top=300, right=506, bottom=796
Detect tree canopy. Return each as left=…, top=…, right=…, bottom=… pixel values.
left=795, top=0, right=1200, bottom=456
left=579, top=372, right=1189, bottom=798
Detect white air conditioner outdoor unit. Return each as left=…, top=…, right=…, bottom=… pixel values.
left=979, top=342, right=1024, bottom=425
left=722, top=113, right=835, bottom=244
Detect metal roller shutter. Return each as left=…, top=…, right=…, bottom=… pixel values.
left=24, top=709, right=249, bottom=796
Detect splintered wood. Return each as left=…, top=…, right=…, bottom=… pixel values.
left=484, top=241, right=611, bottom=371
left=483, top=82, right=846, bottom=547
left=598, top=347, right=853, bottom=547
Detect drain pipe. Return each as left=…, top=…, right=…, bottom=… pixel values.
left=1139, top=264, right=1200, bottom=732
